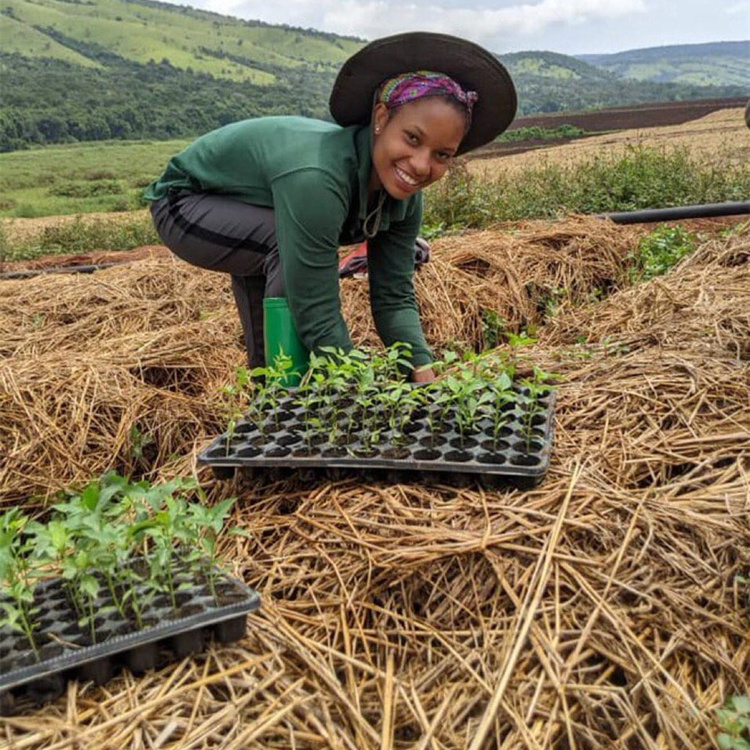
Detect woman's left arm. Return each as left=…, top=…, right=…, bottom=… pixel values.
left=367, top=194, right=433, bottom=374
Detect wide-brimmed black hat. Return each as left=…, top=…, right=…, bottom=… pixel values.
left=329, top=32, right=517, bottom=155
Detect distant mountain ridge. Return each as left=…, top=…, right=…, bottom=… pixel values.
left=0, top=0, right=747, bottom=151
left=578, top=41, right=750, bottom=87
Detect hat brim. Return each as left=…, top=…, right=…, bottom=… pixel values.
left=329, top=32, right=517, bottom=155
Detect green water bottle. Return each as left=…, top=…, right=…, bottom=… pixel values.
left=263, top=297, right=309, bottom=387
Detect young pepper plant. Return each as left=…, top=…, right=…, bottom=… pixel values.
left=0, top=509, right=41, bottom=657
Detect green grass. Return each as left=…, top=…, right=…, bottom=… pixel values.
left=423, top=144, right=750, bottom=233
left=0, top=214, right=159, bottom=262
left=497, top=125, right=588, bottom=143
left=0, top=139, right=191, bottom=218
left=628, top=225, right=697, bottom=282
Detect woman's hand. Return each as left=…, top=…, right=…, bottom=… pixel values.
left=411, top=366, right=436, bottom=384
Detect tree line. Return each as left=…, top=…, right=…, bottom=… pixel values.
left=1, top=43, right=746, bottom=152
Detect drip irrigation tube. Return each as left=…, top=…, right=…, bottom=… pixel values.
left=600, top=201, right=750, bottom=225
left=0, top=263, right=120, bottom=280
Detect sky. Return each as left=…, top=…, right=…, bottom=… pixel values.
left=159, top=0, right=750, bottom=56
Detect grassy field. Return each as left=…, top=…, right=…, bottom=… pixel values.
left=0, top=138, right=191, bottom=218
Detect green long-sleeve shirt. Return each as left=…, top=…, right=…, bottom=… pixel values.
left=144, top=117, right=432, bottom=367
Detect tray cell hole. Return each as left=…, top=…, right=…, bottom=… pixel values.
left=480, top=438, right=510, bottom=452
left=414, top=449, right=441, bottom=461
left=444, top=450, right=472, bottom=463
left=402, top=422, right=422, bottom=435
left=510, top=454, right=542, bottom=467
left=419, top=435, right=447, bottom=448
left=489, top=424, right=513, bottom=438
left=236, top=446, right=261, bottom=458
left=512, top=440, right=545, bottom=454
left=277, top=433, right=302, bottom=447
left=352, top=447, right=381, bottom=458
left=449, top=436, right=479, bottom=450
left=524, top=414, right=547, bottom=427
left=477, top=453, right=507, bottom=465
left=322, top=446, right=348, bottom=458
left=264, top=446, right=291, bottom=458
left=207, top=447, right=234, bottom=459
left=231, top=422, right=255, bottom=435
left=292, top=447, right=318, bottom=458
left=382, top=447, right=411, bottom=460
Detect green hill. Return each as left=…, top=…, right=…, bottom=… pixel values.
left=0, top=0, right=361, bottom=80
left=578, top=41, right=750, bottom=87
left=0, top=0, right=747, bottom=151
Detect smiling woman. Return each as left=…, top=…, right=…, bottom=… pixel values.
left=144, top=32, right=516, bottom=382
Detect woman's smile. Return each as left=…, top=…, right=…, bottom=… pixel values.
left=370, top=97, right=467, bottom=200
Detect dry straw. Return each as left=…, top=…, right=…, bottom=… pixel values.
left=1, top=216, right=748, bottom=749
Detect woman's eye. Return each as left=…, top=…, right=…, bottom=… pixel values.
left=405, top=132, right=419, bottom=145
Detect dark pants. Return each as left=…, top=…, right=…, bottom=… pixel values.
left=150, top=191, right=284, bottom=368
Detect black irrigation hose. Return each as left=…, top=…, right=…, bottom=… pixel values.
left=1, top=202, right=749, bottom=280
left=600, top=201, right=750, bottom=225
left=0, top=263, right=121, bottom=280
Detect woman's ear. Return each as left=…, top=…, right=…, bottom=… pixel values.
left=372, top=102, right=390, bottom=136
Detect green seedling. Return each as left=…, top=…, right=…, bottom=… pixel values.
left=0, top=509, right=41, bottom=656
left=182, top=496, right=237, bottom=603
left=250, top=352, right=295, bottom=430
left=488, top=370, right=516, bottom=450
left=518, top=366, right=556, bottom=452
left=716, top=695, right=750, bottom=750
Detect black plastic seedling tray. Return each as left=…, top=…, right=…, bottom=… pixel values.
left=201, top=389, right=556, bottom=487
left=0, top=566, right=260, bottom=713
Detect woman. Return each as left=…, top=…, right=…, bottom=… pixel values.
left=145, top=32, right=516, bottom=383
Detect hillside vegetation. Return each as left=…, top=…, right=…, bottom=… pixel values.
left=0, top=0, right=748, bottom=151
left=580, top=41, right=750, bottom=87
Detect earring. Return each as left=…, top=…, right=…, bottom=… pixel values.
left=375, top=127, right=380, bottom=134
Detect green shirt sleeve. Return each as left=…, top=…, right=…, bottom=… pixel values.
left=367, top=193, right=433, bottom=368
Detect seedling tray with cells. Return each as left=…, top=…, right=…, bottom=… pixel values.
left=0, top=565, right=260, bottom=712
left=0, top=474, right=259, bottom=712
left=203, top=346, right=557, bottom=484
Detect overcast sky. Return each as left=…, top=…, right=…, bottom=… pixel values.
left=162, top=0, right=749, bottom=55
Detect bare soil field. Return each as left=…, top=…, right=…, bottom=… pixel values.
left=499, top=97, right=748, bottom=136
left=470, top=107, right=750, bottom=176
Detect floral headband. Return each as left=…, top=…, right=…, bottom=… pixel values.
left=376, top=70, right=479, bottom=120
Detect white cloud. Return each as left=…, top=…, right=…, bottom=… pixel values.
left=219, top=0, right=647, bottom=47
left=725, top=0, right=750, bottom=14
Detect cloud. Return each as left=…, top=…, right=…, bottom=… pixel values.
left=724, top=0, right=749, bottom=13
left=214, top=0, right=647, bottom=47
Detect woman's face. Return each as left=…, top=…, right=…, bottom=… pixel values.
left=370, top=98, right=467, bottom=200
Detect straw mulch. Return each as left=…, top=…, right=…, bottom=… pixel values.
left=1, top=217, right=748, bottom=749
